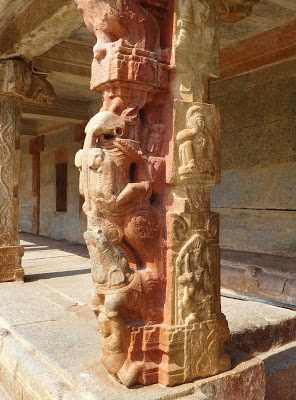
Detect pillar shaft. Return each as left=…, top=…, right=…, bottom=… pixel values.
left=0, top=97, right=23, bottom=282
left=75, top=0, right=260, bottom=388
left=0, top=59, right=55, bottom=282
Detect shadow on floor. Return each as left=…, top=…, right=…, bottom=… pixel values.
left=25, top=268, right=91, bottom=282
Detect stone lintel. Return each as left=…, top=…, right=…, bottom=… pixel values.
left=0, top=0, right=84, bottom=60
left=22, top=98, right=89, bottom=123
left=219, top=19, right=296, bottom=78
left=0, top=60, right=55, bottom=105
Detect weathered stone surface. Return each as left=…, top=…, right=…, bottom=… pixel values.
left=219, top=19, right=296, bottom=78
left=0, top=275, right=266, bottom=399
left=210, top=59, right=296, bottom=170
left=219, top=0, right=260, bottom=23
left=215, top=208, right=296, bottom=257
left=0, top=382, right=11, bottom=400
left=222, top=297, right=296, bottom=354
left=221, top=249, right=296, bottom=308
left=209, top=57, right=296, bottom=259
left=0, top=60, right=55, bottom=105
left=0, top=96, right=24, bottom=282
left=211, top=163, right=296, bottom=210
left=219, top=0, right=296, bottom=50
left=36, top=134, right=83, bottom=243
left=195, top=349, right=265, bottom=400
left=259, top=340, right=296, bottom=400
left=22, top=98, right=89, bottom=123
left=0, top=0, right=84, bottom=60
left=212, top=77, right=296, bottom=133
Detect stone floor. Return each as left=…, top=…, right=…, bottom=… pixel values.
left=0, top=233, right=296, bottom=399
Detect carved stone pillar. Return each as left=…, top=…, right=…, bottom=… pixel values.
left=75, top=0, right=259, bottom=388
left=0, top=60, right=54, bottom=282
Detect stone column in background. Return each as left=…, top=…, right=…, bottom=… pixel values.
left=0, top=60, right=55, bottom=282
left=75, top=0, right=259, bottom=388
left=29, top=136, right=44, bottom=235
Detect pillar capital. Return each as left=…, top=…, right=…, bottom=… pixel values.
left=0, top=59, right=55, bottom=104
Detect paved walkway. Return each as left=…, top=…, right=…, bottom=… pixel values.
left=0, top=233, right=295, bottom=399
left=21, top=232, right=94, bottom=309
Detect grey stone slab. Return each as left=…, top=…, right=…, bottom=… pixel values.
left=0, top=273, right=265, bottom=399
left=25, top=281, right=77, bottom=309
left=211, top=163, right=296, bottom=210
left=222, top=297, right=296, bottom=336
left=258, top=340, right=296, bottom=374
left=219, top=117, right=296, bottom=170
left=1, top=331, right=86, bottom=400
left=212, top=74, right=296, bottom=132
left=0, top=282, right=68, bottom=327
left=21, top=232, right=88, bottom=257
left=38, top=273, right=93, bottom=305
left=23, top=256, right=90, bottom=273
left=214, top=208, right=296, bottom=257
left=5, top=318, right=196, bottom=400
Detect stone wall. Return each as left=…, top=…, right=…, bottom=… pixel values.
left=210, top=58, right=296, bottom=257
left=19, top=127, right=86, bottom=243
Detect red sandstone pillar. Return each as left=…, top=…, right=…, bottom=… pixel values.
left=75, top=0, right=260, bottom=387
left=29, top=136, right=44, bottom=234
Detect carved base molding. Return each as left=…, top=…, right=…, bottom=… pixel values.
left=0, top=246, right=24, bottom=283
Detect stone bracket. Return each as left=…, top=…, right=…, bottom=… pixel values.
left=0, top=60, right=55, bottom=104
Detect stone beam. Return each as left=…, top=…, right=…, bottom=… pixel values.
left=33, top=41, right=92, bottom=86
left=22, top=98, right=90, bottom=123
left=21, top=119, right=38, bottom=136
left=269, top=0, right=296, bottom=10
left=0, top=60, right=55, bottom=104
left=0, top=0, right=84, bottom=60
left=219, top=19, right=296, bottom=78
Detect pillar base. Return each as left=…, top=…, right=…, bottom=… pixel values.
left=0, top=246, right=24, bottom=283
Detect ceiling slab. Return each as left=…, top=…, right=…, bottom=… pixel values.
left=220, top=0, right=296, bottom=48
left=22, top=98, right=90, bottom=123
left=0, top=0, right=84, bottom=60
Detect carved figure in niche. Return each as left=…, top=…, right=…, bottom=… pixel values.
left=176, top=234, right=213, bottom=325
left=75, top=110, right=164, bottom=386
left=171, top=214, right=188, bottom=243
left=177, top=106, right=215, bottom=178
left=146, top=123, right=165, bottom=185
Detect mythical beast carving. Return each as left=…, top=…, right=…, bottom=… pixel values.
left=72, top=0, right=258, bottom=388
